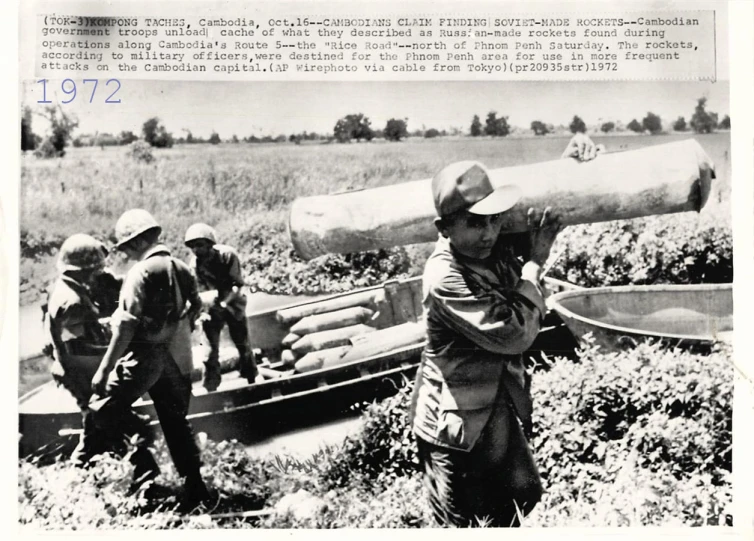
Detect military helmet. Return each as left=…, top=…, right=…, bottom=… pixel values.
left=114, top=209, right=161, bottom=249
left=184, top=223, right=217, bottom=246
left=57, top=234, right=107, bottom=273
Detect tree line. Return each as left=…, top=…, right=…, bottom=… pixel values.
left=521, top=98, right=729, bottom=138
left=21, top=97, right=730, bottom=157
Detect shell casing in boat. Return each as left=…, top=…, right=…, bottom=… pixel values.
left=290, top=306, right=374, bottom=336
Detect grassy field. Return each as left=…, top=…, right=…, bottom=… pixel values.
left=20, top=132, right=730, bottom=305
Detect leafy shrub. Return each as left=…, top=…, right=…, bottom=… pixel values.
left=321, top=383, right=418, bottom=490
left=229, top=221, right=413, bottom=296
left=530, top=338, right=732, bottom=526
left=127, top=141, right=155, bottom=164
left=548, top=214, right=732, bottom=287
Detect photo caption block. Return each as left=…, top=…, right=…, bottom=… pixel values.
left=35, top=10, right=716, bottom=81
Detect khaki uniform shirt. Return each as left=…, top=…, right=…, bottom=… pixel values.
left=113, top=244, right=200, bottom=374
left=189, top=244, right=246, bottom=320
left=412, top=236, right=546, bottom=451
left=44, top=274, right=110, bottom=404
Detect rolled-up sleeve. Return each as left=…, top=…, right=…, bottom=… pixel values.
left=429, top=269, right=546, bottom=355
left=114, top=265, right=148, bottom=326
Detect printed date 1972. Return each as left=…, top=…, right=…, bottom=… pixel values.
left=37, top=78, right=122, bottom=104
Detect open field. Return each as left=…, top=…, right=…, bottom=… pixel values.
left=20, top=133, right=730, bottom=304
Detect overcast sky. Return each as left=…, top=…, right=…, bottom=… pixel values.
left=21, top=80, right=729, bottom=139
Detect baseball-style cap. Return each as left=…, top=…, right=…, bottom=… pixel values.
left=431, top=161, right=522, bottom=217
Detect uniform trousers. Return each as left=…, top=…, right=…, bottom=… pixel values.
left=52, top=356, right=158, bottom=482
left=89, top=342, right=202, bottom=479
left=416, top=385, right=543, bottom=528
left=203, top=305, right=258, bottom=380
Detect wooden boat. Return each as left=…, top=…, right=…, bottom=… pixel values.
left=547, top=283, right=733, bottom=352
left=18, top=276, right=581, bottom=460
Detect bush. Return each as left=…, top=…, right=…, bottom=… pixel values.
left=531, top=339, right=732, bottom=526
left=127, top=141, right=155, bottom=164
left=548, top=215, right=732, bottom=287
left=230, top=221, right=413, bottom=296
left=321, top=383, right=418, bottom=490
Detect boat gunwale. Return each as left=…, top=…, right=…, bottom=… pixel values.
left=19, top=342, right=426, bottom=415
left=548, top=283, right=733, bottom=343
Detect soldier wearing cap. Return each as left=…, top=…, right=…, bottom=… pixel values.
left=43, top=234, right=159, bottom=483
left=88, top=209, right=211, bottom=509
left=411, top=134, right=598, bottom=527
left=184, top=223, right=259, bottom=392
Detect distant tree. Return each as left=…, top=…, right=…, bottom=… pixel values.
left=184, top=130, right=195, bottom=144
left=118, top=130, right=138, bottom=145
left=142, top=117, right=173, bottom=148
left=690, top=97, right=717, bottom=134
left=600, top=121, right=615, bottom=134
left=21, top=106, right=37, bottom=151
left=569, top=115, right=587, bottom=134
left=275, top=134, right=287, bottom=143
left=642, top=112, right=663, bottom=134
left=484, top=112, right=498, bottom=136
left=424, top=128, right=441, bottom=138
left=530, top=120, right=549, bottom=136
left=627, top=119, right=643, bottom=133
left=334, top=113, right=374, bottom=143
left=470, top=115, right=482, bottom=137
left=34, top=105, right=79, bottom=157
left=719, top=115, right=731, bottom=130
left=673, top=116, right=687, bottom=132
left=384, top=118, right=409, bottom=141
left=484, top=112, right=510, bottom=137
left=231, top=134, right=239, bottom=144
left=208, top=131, right=221, bottom=145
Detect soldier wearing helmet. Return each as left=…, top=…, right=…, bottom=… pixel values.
left=88, top=209, right=211, bottom=511
left=43, top=233, right=159, bottom=483
left=184, top=223, right=259, bottom=392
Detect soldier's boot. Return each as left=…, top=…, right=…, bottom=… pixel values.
left=238, top=347, right=259, bottom=383
left=179, top=472, right=215, bottom=513
left=202, top=358, right=222, bottom=393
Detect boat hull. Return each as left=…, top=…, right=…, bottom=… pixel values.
left=548, top=283, right=733, bottom=352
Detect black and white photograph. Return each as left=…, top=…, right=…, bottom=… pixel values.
left=11, top=0, right=753, bottom=533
